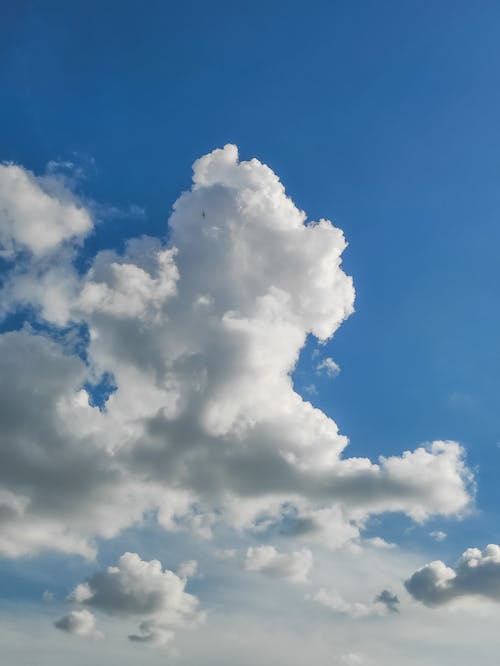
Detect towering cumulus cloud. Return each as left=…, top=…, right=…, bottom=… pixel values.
left=0, top=146, right=473, bottom=567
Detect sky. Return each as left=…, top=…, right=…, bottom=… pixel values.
left=1, top=1, right=500, bottom=664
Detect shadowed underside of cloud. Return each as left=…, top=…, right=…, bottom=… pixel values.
left=0, top=145, right=474, bottom=564
left=405, top=544, right=500, bottom=606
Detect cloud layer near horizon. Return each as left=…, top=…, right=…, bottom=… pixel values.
left=0, top=146, right=473, bottom=569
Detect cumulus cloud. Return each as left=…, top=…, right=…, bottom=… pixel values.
left=0, top=145, right=474, bottom=562
left=68, top=552, right=203, bottom=646
left=405, top=544, right=500, bottom=607
left=245, top=545, right=313, bottom=583
left=54, top=609, right=98, bottom=637
left=374, top=589, right=400, bottom=613
left=312, top=587, right=399, bottom=618
left=0, top=162, right=94, bottom=325
left=0, top=163, right=92, bottom=258
left=78, top=240, right=178, bottom=318
left=365, top=537, right=396, bottom=550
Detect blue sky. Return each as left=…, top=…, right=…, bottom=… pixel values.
left=1, top=2, right=500, bottom=664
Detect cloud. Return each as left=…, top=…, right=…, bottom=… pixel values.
left=374, top=589, right=400, bottom=613
left=430, top=530, right=447, bottom=542
left=54, top=609, right=98, bottom=637
left=78, top=240, right=178, bottom=319
left=316, top=357, right=340, bottom=378
left=0, top=329, right=164, bottom=558
left=405, top=544, right=500, bottom=606
left=365, top=537, right=396, bottom=549
left=0, top=145, right=474, bottom=562
left=245, top=545, right=313, bottom=583
left=0, top=162, right=94, bottom=325
left=68, top=552, right=203, bottom=646
left=0, top=163, right=92, bottom=258
left=177, top=560, right=198, bottom=579
left=215, top=548, right=237, bottom=560
left=312, top=587, right=399, bottom=618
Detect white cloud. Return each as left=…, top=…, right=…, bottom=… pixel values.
left=365, top=537, right=396, bottom=549
left=311, top=587, right=399, bottom=618
left=68, top=552, right=203, bottom=646
left=177, top=560, right=198, bottom=580
left=374, top=589, right=400, bottom=612
left=54, top=609, right=99, bottom=637
left=0, top=163, right=92, bottom=258
left=245, top=545, right=313, bottom=583
left=316, top=357, right=340, bottom=377
left=405, top=544, right=500, bottom=606
left=0, top=145, right=474, bottom=564
left=430, top=530, right=447, bottom=542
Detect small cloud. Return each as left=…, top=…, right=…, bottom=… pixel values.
left=66, top=552, right=204, bottom=647
left=374, top=589, right=400, bottom=613
left=365, top=536, right=396, bottom=550
left=311, top=587, right=397, bottom=618
left=93, top=202, right=146, bottom=222
left=54, top=609, right=99, bottom=637
left=46, top=160, right=77, bottom=175
left=316, top=357, right=341, bottom=378
left=177, top=559, right=198, bottom=579
left=430, top=530, right=447, bottom=542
